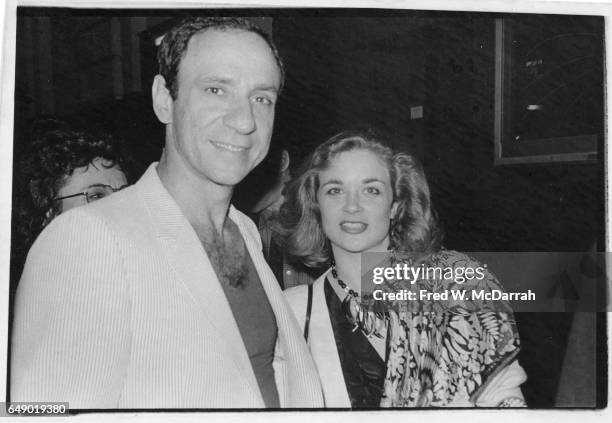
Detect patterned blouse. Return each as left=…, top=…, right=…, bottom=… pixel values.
left=356, top=250, right=526, bottom=407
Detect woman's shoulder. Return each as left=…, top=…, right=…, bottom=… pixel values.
left=428, top=249, right=485, bottom=268
left=383, top=250, right=523, bottom=406
left=284, top=271, right=328, bottom=308
left=426, top=249, right=505, bottom=290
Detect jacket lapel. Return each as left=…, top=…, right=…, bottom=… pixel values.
left=135, top=164, right=262, bottom=404
left=309, top=274, right=351, bottom=407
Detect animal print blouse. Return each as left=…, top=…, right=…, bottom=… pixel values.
left=355, top=250, right=526, bottom=407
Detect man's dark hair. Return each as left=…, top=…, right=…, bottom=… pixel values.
left=157, top=17, right=285, bottom=100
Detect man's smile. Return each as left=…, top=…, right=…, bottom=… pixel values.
left=210, top=140, right=248, bottom=152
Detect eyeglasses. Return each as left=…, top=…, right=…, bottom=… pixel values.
left=53, top=184, right=128, bottom=204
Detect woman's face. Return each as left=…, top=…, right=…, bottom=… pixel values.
left=317, top=149, right=395, bottom=257
left=56, top=157, right=128, bottom=213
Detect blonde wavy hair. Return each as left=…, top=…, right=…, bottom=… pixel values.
left=276, top=129, right=442, bottom=268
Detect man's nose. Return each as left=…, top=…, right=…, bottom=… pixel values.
left=223, top=98, right=256, bottom=134
left=343, top=191, right=363, bottom=213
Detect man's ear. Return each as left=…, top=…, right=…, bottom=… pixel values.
left=152, top=75, right=173, bottom=124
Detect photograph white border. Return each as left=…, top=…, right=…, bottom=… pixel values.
left=1, top=1, right=610, bottom=422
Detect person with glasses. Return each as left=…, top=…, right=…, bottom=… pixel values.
left=53, top=178, right=126, bottom=208
left=18, top=125, right=129, bottom=248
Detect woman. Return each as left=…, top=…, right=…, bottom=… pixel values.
left=18, top=125, right=130, bottom=248
left=278, top=130, right=526, bottom=407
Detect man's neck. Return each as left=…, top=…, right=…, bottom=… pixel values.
left=157, top=153, right=233, bottom=233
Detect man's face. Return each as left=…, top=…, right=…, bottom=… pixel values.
left=165, top=29, right=282, bottom=187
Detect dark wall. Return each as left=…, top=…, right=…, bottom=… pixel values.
left=422, top=15, right=604, bottom=253
left=273, top=14, right=428, bottom=162
left=421, top=15, right=605, bottom=407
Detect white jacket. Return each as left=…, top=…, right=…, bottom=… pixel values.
left=11, top=163, right=323, bottom=409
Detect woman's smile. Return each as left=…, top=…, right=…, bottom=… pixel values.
left=339, top=221, right=368, bottom=234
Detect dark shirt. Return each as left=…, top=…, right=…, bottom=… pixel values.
left=218, top=250, right=280, bottom=408
left=324, top=278, right=388, bottom=408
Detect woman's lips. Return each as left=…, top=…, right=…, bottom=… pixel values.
left=340, top=221, right=368, bottom=234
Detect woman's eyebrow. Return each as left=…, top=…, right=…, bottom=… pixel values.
left=362, top=178, right=384, bottom=184
left=86, top=183, right=113, bottom=189
left=320, top=179, right=343, bottom=188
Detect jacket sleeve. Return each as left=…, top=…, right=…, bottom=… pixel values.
left=10, top=209, right=131, bottom=409
left=474, top=360, right=527, bottom=407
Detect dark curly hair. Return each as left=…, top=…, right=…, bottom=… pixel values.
left=276, top=129, right=442, bottom=269
left=157, top=16, right=285, bottom=100
left=18, top=126, right=128, bottom=246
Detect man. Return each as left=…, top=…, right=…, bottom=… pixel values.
left=11, top=17, right=323, bottom=409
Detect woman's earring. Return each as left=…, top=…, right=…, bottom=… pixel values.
left=42, top=208, right=54, bottom=228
